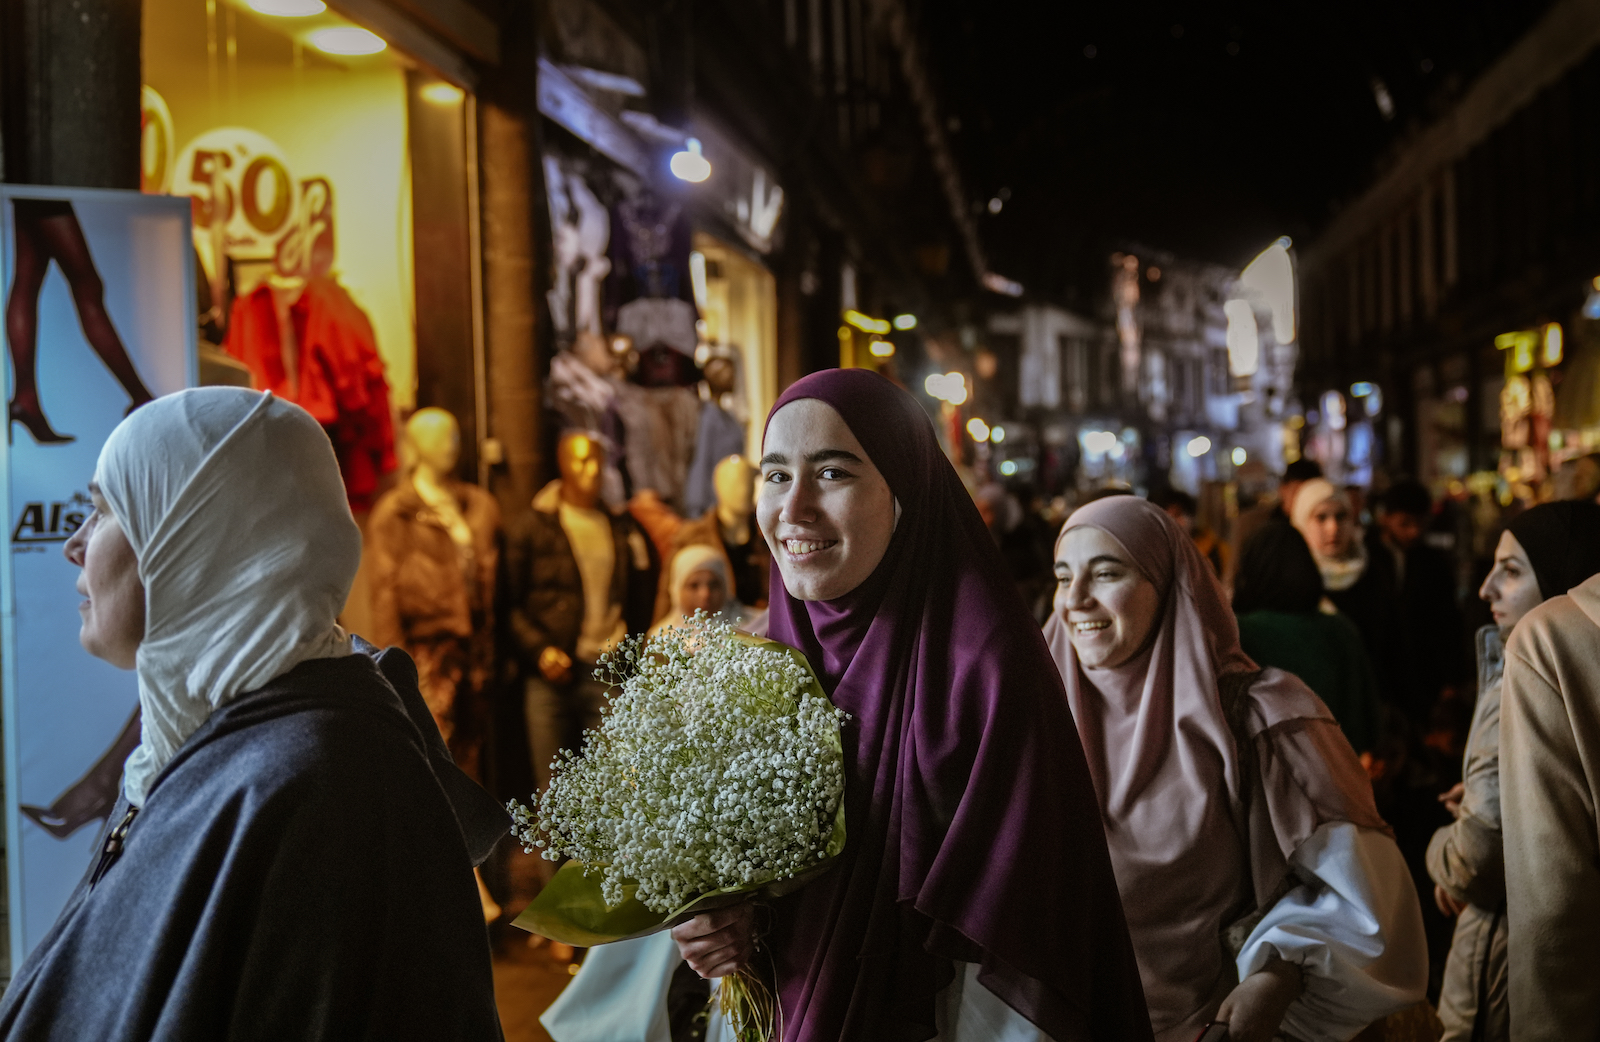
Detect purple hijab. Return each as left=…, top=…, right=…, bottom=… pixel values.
left=762, top=370, right=1150, bottom=1042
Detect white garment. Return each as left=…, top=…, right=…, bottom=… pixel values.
left=1237, top=822, right=1428, bottom=1042
left=934, top=962, right=1053, bottom=1041
left=542, top=933, right=681, bottom=1042
left=560, top=502, right=625, bottom=664
left=543, top=933, right=1053, bottom=1042
left=96, top=388, right=360, bottom=806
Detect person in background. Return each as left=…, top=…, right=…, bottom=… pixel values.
left=1431, top=500, right=1600, bottom=1042
left=1500, top=566, right=1600, bottom=1040
left=1369, top=480, right=1470, bottom=732
left=1291, top=479, right=1403, bottom=712
left=1151, top=487, right=1228, bottom=578
left=647, top=544, right=749, bottom=637
left=1232, top=520, right=1381, bottom=757
left=1046, top=496, right=1426, bottom=1042
left=1235, top=458, right=1324, bottom=553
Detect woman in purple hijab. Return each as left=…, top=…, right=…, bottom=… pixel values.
left=672, top=369, right=1150, bottom=1042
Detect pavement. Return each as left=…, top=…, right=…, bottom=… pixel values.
left=492, top=930, right=576, bottom=1042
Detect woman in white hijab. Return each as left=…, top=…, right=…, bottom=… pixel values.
left=0, top=388, right=507, bottom=1042
left=647, top=543, right=749, bottom=637
left=1291, top=479, right=1404, bottom=718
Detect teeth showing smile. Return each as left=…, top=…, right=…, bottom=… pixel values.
left=784, top=539, right=836, bottom=556
left=1073, top=620, right=1110, bottom=633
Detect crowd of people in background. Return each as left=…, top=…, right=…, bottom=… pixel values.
left=973, top=455, right=1600, bottom=1042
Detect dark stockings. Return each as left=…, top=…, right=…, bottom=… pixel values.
left=7, top=208, right=155, bottom=442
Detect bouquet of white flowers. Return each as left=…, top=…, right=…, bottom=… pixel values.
left=508, top=616, right=847, bottom=1040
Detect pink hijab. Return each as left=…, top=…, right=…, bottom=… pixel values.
left=1043, top=496, right=1384, bottom=1040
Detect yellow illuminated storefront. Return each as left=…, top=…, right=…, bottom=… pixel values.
left=141, top=0, right=484, bottom=630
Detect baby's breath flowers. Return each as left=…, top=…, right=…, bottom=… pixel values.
left=508, top=615, right=848, bottom=917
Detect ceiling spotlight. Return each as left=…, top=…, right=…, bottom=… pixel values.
left=990, top=425, right=1006, bottom=444
left=249, top=0, right=325, bottom=14
left=1186, top=436, right=1212, bottom=458
left=1231, top=447, right=1247, bottom=466
left=966, top=417, right=991, bottom=442
left=420, top=82, right=465, bottom=105
left=987, top=197, right=1003, bottom=214
left=868, top=339, right=895, bottom=359
left=893, top=313, right=917, bottom=330
left=308, top=27, right=387, bottom=55
left=670, top=138, right=711, bottom=183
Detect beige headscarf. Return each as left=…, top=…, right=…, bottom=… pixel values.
left=1043, top=496, right=1384, bottom=1039
left=1290, top=478, right=1368, bottom=592
left=648, top=544, right=742, bottom=636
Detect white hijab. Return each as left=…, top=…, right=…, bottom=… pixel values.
left=649, top=543, right=744, bottom=636
left=1290, top=477, right=1369, bottom=592
left=96, top=389, right=361, bottom=805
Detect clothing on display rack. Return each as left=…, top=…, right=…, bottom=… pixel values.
left=367, top=410, right=500, bottom=778
left=223, top=276, right=396, bottom=509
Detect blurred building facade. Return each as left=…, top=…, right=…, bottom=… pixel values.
left=978, top=242, right=1294, bottom=510
left=1299, top=0, right=1600, bottom=503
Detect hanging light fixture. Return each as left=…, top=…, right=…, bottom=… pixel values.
left=670, top=138, right=712, bottom=183
left=249, top=0, right=325, bottom=14
left=308, top=26, right=386, bottom=54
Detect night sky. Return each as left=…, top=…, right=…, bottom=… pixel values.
left=921, top=0, right=1554, bottom=303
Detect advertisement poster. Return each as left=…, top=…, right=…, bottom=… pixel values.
left=0, top=187, right=196, bottom=965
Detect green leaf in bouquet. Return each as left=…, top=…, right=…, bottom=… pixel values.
left=513, top=630, right=849, bottom=948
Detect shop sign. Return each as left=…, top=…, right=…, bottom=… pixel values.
left=173, top=126, right=336, bottom=284
left=0, top=187, right=196, bottom=962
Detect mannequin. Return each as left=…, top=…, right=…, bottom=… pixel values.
left=650, top=454, right=769, bottom=624
left=367, top=408, right=500, bottom=779
left=507, top=430, right=656, bottom=795
left=683, top=349, right=748, bottom=517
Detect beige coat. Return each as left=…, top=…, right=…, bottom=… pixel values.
left=1501, top=573, right=1600, bottom=1041
left=1427, top=626, right=1507, bottom=1042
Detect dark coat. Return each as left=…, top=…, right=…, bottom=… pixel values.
left=504, top=481, right=657, bottom=672
left=0, top=644, right=508, bottom=1042
left=1361, top=528, right=1469, bottom=726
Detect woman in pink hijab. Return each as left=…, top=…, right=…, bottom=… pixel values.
left=1044, top=496, right=1426, bottom=1042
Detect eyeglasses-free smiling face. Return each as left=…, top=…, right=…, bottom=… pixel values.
left=758, top=398, right=898, bottom=603
left=62, top=482, right=145, bottom=670
left=1054, top=525, right=1162, bottom=670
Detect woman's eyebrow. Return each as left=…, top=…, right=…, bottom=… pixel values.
left=805, top=449, right=863, bottom=465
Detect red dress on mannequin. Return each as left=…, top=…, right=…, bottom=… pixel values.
left=224, top=277, right=395, bottom=509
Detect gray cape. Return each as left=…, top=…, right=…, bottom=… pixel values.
left=0, top=641, right=509, bottom=1040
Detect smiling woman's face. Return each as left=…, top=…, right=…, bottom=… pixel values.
left=62, top=484, right=145, bottom=669
left=757, top=399, right=897, bottom=602
left=1054, top=525, right=1162, bottom=669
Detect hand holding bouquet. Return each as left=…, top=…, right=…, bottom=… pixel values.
left=508, top=616, right=848, bottom=1040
